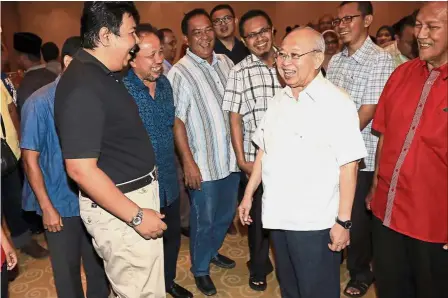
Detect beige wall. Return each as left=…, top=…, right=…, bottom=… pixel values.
left=2, top=1, right=421, bottom=71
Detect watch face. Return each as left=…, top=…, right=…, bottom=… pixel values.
left=133, top=217, right=142, bottom=226
left=345, top=222, right=353, bottom=229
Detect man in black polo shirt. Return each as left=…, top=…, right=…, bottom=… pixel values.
left=211, top=4, right=250, bottom=65
left=54, top=2, right=167, bottom=297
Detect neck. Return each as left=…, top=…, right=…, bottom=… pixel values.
left=347, top=33, right=368, bottom=56
left=166, top=58, right=174, bottom=65
left=259, top=48, right=276, bottom=68
left=426, top=53, right=448, bottom=71
left=290, top=71, right=319, bottom=100
left=84, top=48, right=116, bottom=72
left=219, top=36, right=235, bottom=51
left=25, top=61, right=41, bottom=70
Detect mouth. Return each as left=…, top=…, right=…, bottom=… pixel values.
left=339, top=31, right=350, bottom=37
left=151, top=66, right=163, bottom=73
left=254, top=41, right=268, bottom=50
left=418, top=41, right=432, bottom=50
left=282, top=69, right=296, bottom=79
left=200, top=40, right=212, bottom=49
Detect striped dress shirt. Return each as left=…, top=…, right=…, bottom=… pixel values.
left=326, top=37, right=395, bottom=172
left=167, top=49, right=236, bottom=182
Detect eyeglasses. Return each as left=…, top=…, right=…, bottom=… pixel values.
left=243, top=27, right=272, bottom=40
left=212, top=15, right=233, bottom=27
left=275, top=49, right=319, bottom=61
left=332, top=15, right=361, bottom=27
left=191, top=27, right=214, bottom=39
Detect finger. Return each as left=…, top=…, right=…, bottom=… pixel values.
left=160, top=222, right=168, bottom=230
left=55, top=224, right=62, bottom=232
left=60, top=217, right=64, bottom=227
left=194, top=177, right=201, bottom=190
left=443, top=244, right=448, bottom=250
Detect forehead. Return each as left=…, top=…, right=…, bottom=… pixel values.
left=417, top=3, right=448, bottom=23
left=324, top=33, right=338, bottom=40
left=163, top=31, right=176, bottom=40
left=378, top=28, right=391, bottom=35
left=121, top=13, right=137, bottom=30
left=137, top=33, right=161, bottom=52
left=211, top=8, right=232, bottom=19
left=320, top=15, right=333, bottom=23
left=281, top=33, right=304, bottom=50
left=337, top=2, right=360, bottom=17
left=188, top=14, right=212, bottom=30
left=243, top=16, right=269, bottom=33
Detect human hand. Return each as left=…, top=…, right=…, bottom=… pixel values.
left=328, top=224, right=350, bottom=252
left=183, top=160, right=202, bottom=190
left=238, top=196, right=253, bottom=226
left=134, top=209, right=167, bottom=240
left=42, top=206, right=63, bottom=232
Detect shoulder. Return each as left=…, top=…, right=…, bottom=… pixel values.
left=216, top=54, right=234, bottom=69
left=231, top=55, right=253, bottom=73
left=318, top=78, right=356, bottom=111
left=368, top=42, right=394, bottom=64
left=26, top=81, right=57, bottom=108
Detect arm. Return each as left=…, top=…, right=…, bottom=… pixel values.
left=173, top=118, right=202, bottom=190
left=7, top=102, right=20, bottom=140
left=22, top=150, right=63, bottom=232
left=366, top=133, right=384, bottom=210
left=1, top=225, right=17, bottom=270
left=358, top=104, right=377, bottom=131
left=239, top=149, right=264, bottom=225
left=230, top=112, right=253, bottom=174
left=337, top=161, right=359, bottom=221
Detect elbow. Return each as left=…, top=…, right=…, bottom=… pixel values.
left=65, top=160, right=93, bottom=184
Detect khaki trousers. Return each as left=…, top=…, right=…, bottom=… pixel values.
left=79, top=179, right=165, bottom=298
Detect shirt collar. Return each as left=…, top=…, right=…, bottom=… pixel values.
left=341, top=36, right=375, bottom=65
left=125, top=68, right=149, bottom=91
left=186, top=48, right=218, bottom=66
left=74, top=49, right=112, bottom=75
left=418, top=59, right=448, bottom=79
left=282, top=71, right=326, bottom=102
left=163, top=59, right=172, bottom=68
left=25, top=64, right=46, bottom=73
left=249, top=47, right=278, bottom=67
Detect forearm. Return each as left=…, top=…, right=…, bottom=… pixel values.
left=358, top=104, right=377, bottom=131
left=372, top=133, right=384, bottom=186
left=1, top=226, right=12, bottom=250
left=244, top=150, right=263, bottom=198
left=8, top=103, right=20, bottom=140
left=173, top=118, right=195, bottom=166
left=338, top=161, right=359, bottom=221
left=22, top=152, right=54, bottom=210
left=229, top=112, right=246, bottom=166
left=66, top=161, right=139, bottom=223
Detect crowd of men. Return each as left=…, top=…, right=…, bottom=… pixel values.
left=1, top=1, right=447, bottom=298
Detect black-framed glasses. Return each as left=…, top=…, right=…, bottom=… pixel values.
left=332, top=15, right=361, bottom=27
left=243, top=27, right=272, bottom=40
left=275, top=49, right=319, bottom=61
left=212, top=15, right=234, bottom=27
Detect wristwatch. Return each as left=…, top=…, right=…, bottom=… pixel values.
left=336, top=217, right=352, bottom=229
left=128, top=208, right=143, bottom=228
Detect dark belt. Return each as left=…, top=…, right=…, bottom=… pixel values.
left=80, top=168, right=158, bottom=198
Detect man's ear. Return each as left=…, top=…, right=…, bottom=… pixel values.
left=98, top=27, right=112, bottom=47
left=315, top=51, right=325, bottom=70
left=63, top=55, right=73, bottom=69
left=183, top=35, right=189, bottom=47
left=364, top=15, right=373, bottom=28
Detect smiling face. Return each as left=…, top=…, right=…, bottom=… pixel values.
left=324, top=32, right=339, bottom=55
left=211, top=8, right=236, bottom=39
left=130, top=33, right=164, bottom=82
left=414, top=2, right=448, bottom=68
left=185, top=14, right=215, bottom=63
left=242, top=16, right=274, bottom=59
left=376, top=28, right=393, bottom=47
left=335, top=2, right=371, bottom=47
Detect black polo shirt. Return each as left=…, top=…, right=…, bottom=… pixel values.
left=54, top=49, right=156, bottom=184
left=214, top=37, right=250, bottom=65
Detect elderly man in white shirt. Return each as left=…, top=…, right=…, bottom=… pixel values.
left=239, top=27, right=367, bottom=298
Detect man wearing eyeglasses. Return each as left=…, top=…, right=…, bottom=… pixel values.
left=239, top=27, right=367, bottom=298
left=167, top=9, right=238, bottom=296
left=222, top=9, right=280, bottom=292
left=326, top=1, right=395, bottom=297
left=211, top=4, right=250, bottom=65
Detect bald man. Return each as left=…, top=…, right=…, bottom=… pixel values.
left=239, top=27, right=366, bottom=298
left=369, top=2, right=448, bottom=298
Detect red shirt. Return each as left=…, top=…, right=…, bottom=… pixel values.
left=372, top=58, right=447, bottom=244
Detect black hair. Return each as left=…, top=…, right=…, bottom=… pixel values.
left=157, top=28, right=173, bottom=42
left=136, top=23, right=160, bottom=40
left=339, top=1, right=373, bottom=16
left=181, top=8, right=212, bottom=36
left=239, top=9, right=273, bottom=37
left=61, top=36, right=81, bottom=69
left=81, top=1, right=140, bottom=49
left=393, top=15, right=416, bottom=37
left=210, top=4, right=235, bottom=18
left=41, top=42, right=59, bottom=62
left=376, top=25, right=395, bottom=40
left=26, top=53, right=41, bottom=62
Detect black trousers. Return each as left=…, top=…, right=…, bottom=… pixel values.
left=347, top=171, right=374, bottom=283
left=1, top=262, right=8, bottom=298
left=240, top=173, right=273, bottom=279
left=372, top=216, right=448, bottom=298
left=45, top=216, right=109, bottom=298
left=1, top=166, right=32, bottom=248
left=161, top=197, right=181, bottom=289
left=271, top=229, right=341, bottom=298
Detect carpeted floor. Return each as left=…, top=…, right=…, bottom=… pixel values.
left=9, top=224, right=377, bottom=298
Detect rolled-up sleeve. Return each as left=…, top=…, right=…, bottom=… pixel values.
left=332, top=100, right=368, bottom=166
left=222, top=68, right=244, bottom=114
left=168, top=71, right=191, bottom=123
left=20, top=98, right=46, bottom=152
left=54, top=87, right=104, bottom=159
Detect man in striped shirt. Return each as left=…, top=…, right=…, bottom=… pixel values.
left=167, top=9, right=239, bottom=296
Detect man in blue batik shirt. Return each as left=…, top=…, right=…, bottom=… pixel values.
left=123, top=24, right=193, bottom=298
left=20, top=36, right=109, bottom=298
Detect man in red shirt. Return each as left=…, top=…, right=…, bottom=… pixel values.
left=368, top=2, right=448, bottom=298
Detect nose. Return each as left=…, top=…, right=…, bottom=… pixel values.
left=134, top=32, right=140, bottom=44
left=416, top=25, right=428, bottom=40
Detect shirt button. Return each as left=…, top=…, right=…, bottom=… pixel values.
left=395, top=169, right=399, bottom=172
left=403, top=147, right=408, bottom=151
left=411, top=126, right=416, bottom=130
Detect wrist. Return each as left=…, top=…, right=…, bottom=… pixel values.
left=128, top=207, right=143, bottom=228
